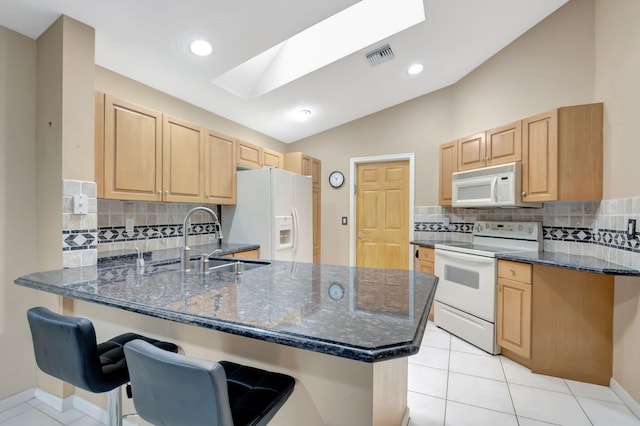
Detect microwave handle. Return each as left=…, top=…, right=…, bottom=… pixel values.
left=490, top=176, right=498, bottom=202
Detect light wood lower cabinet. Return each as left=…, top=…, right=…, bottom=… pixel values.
left=497, top=260, right=532, bottom=360
left=414, top=246, right=435, bottom=320
left=497, top=260, right=614, bottom=385
left=221, top=249, right=260, bottom=259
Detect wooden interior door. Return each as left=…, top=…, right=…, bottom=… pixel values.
left=356, top=160, right=410, bottom=270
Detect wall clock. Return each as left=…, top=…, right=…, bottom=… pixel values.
left=328, top=282, right=345, bottom=300
left=329, top=171, right=345, bottom=188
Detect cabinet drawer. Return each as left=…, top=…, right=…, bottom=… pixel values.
left=416, top=246, right=435, bottom=262
left=498, top=260, right=532, bottom=284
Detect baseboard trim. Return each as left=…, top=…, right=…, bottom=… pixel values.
left=0, top=388, right=35, bottom=412
left=611, top=378, right=640, bottom=419
left=34, top=388, right=73, bottom=412
left=72, top=395, right=107, bottom=424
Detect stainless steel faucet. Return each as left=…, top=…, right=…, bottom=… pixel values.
left=181, top=207, right=223, bottom=271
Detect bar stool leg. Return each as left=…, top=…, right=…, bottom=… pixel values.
left=107, top=387, right=122, bottom=426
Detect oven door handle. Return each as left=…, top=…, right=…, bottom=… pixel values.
left=435, top=249, right=496, bottom=264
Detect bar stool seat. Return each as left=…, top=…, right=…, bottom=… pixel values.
left=124, top=339, right=295, bottom=426
left=26, top=306, right=178, bottom=426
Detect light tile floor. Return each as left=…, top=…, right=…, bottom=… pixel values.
left=1, top=321, right=639, bottom=425
left=408, top=321, right=640, bottom=426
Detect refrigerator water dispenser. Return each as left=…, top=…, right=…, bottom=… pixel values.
left=275, top=216, right=293, bottom=250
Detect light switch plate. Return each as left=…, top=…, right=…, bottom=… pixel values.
left=628, top=219, right=636, bottom=239
left=72, top=194, right=88, bottom=214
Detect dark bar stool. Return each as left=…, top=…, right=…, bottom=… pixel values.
left=26, top=306, right=179, bottom=426
left=124, top=339, right=295, bottom=426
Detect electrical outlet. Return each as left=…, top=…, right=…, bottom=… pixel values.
left=72, top=194, right=88, bottom=215
left=442, top=217, right=450, bottom=228
left=628, top=219, right=637, bottom=239
left=341, top=217, right=348, bottom=226
left=592, top=219, right=599, bottom=236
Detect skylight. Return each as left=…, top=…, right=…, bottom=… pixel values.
left=213, top=0, right=425, bottom=100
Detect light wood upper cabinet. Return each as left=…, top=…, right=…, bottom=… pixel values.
left=205, top=130, right=236, bottom=205
left=103, top=94, right=163, bottom=201
left=162, top=115, right=205, bottom=203
left=522, top=103, right=603, bottom=202
left=236, top=139, right=262, bottom=169
left=263, top=148, right=284, bottom=168
left=438, top=141, right=458, bottom=206
left=457, top=122, right=522, bottom=171
left=236, top=139, right=284, bottom=169
left=457, top=132, right=486, bottom=171
left=486, top=121, right=522, bottom=166
left=497, top=260, right=532, bottom=360
left=284, top=152, right=322, bottom=263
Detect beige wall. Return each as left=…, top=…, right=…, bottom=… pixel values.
left=594, top=0, right=640, bottom=403
left=94, top=67, right=287, bottom=154
left=0, top=26, right=38, bottom=399
left=292, top=0, right=596, bottom=267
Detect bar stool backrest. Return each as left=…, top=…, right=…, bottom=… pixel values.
left=124, top=339, right=234, bottom=426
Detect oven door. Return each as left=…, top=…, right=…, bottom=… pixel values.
left=434, top=249, right=496, bottom=322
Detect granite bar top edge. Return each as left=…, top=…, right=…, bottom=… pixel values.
left=14, top=262, right=436, bottom=363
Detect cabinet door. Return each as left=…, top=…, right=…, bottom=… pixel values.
left=205, top=131, right=236, bottom=205
left=438, top=141, right=458, bottom=206
left=486, top=121, right=522, bottom=166
left=263, top=148, right=283, bottom=168
left=163, top=116, right=204, bottom=203
left=311, top=158, right=322, bottom=186
left=237, top=139, right=262, bottom=168
left=457, top=132, right=486, bottom=171
left=313, top=185, right=321, bottom=263
left=497, top=277, right=531, bottom=359
left=301, top=155, right=312, bottom=176
left=104, top=95, right=162, bottom=201
left=95, top=92, right=105, bottom=198
left=522, top=110, right=558, bottom=202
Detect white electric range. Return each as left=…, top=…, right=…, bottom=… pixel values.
left=433, top=221, right=542, bottom=354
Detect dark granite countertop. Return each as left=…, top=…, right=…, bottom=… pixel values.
left=15, top=247, right=437, bottom=363
left=496, top=251, right=640, bottom=276
left=411, top=238, right=639, bottom=276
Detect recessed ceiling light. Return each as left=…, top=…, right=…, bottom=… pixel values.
left=407, top=63, right=424, bottom=75
left=190, top=40, right=212, bottom=56
left=296, top=109, right=312, bottom=121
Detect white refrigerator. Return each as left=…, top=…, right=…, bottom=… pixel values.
left=222, top=168, right=313, bottom=262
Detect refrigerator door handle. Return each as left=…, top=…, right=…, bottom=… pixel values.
left=292, top=207, right=299, bottom=261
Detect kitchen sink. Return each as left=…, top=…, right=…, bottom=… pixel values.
left=155, top=257, right=270, bottom=273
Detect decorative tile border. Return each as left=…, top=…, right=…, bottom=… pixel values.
left=62, top=229, right=98, bottom=251
left=97, top=223, right=218, bottom=244
left=414, top=222, right=640, bottom=254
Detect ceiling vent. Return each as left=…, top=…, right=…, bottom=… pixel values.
left=365, top=44, right=394, bottom=67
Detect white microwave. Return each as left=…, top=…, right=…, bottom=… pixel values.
left=451, top=162, right=542, bottom=208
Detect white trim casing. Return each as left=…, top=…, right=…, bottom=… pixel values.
left=610, top=378, right=640, bottom=420
left=348, top=153, right=415, bottom=268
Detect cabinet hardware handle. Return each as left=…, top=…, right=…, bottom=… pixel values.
left=522, top=192, right=526, bottom=196
left=509, top=269, right=515, bottom=274
left=157, top=191, right=161, bottom=195
left=165, top=190, right=169, bottom=195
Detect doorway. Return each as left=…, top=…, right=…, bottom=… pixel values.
left=349, top=154, right=414, bottom=269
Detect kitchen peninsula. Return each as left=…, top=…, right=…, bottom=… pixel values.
left=15, top=243, right=437, bottom=425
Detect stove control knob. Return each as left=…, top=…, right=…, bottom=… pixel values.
left=478, top=224, right=483, bottom=231
left=518, top=225, right=523, bottom=231
left=528, top=227, right=533, bottom=233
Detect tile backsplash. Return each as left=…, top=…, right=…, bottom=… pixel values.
left=96, top=199, right=221, bottom=254
left=414, top=197, right=640, bottom=270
